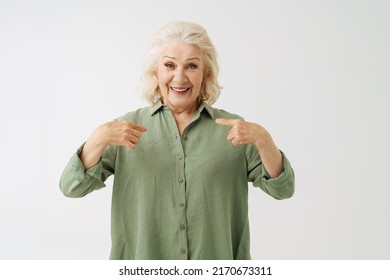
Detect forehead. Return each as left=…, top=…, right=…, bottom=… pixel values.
left=159, top=42, right=203, bottom=61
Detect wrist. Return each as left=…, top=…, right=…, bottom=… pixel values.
left=87, top=136, right=108, bottom=153
left=254, top=131, right=273, bottom=152
left=90, top=124, right=110, bottom=148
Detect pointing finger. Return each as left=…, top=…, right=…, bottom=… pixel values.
left=215, top=118, right=239, bottom=127
left=133, top=124, right=148, bottom=132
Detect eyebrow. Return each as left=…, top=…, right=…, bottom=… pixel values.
left=163, top=56, right=200, bottom=61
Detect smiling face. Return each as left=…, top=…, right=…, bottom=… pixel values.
left=156, top=42, right=205, bottom=113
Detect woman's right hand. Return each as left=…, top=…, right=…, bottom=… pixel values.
left=92, top=121, right=148, bottom=149
left=80, top=121, right=148, bottom=170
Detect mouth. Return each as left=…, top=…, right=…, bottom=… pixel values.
left=170, top=86, right=191, bottom=95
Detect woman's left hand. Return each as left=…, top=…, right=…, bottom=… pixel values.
left=215, top=118, right=283, bottom=178
left=215, top=118, right=272, bottom=150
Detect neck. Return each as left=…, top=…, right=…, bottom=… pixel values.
left=170, top=101, right=199, bottom=116
left=166, top=101, right=200, bottom=136
left=161, top=97, right=200, bottom=117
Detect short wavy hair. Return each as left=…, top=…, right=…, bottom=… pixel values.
left=141, top=21, right=222, bottom=105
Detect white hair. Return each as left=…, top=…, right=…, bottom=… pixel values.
left=141, top=21, right=222, bottom=105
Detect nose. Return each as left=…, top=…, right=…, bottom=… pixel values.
left=173, top=68, right=188, bottom=83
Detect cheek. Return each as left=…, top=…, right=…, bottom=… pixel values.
left=190, top=72, right=204, bottom=87
left=157, top=71, right=173, bottom=87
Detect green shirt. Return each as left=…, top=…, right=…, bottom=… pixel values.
left=60, top=100, right=294, bottom=260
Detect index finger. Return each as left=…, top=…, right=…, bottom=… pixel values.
left=132, top=124, right=148, bottom=132
left=215, top=118, right=239, bottom=127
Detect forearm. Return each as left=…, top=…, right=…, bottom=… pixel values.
left=80, top=139, right=107, bottom=170
left=255, top=136, right=283, bottom=178
left=80, top=123, right=112, bottom=170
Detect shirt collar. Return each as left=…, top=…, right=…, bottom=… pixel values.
left=149, top=99, right=164, bottom=116
left=198, top=102, right=215, bottom=119
left=149, top=99, right=215, bottom=119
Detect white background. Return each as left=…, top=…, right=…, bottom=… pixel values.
left=1, top=0, right=389, bottom=259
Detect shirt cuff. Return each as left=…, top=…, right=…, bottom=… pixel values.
left=259, top=151, right=294, bottom=188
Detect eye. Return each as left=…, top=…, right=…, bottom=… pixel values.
left=187, top=63, right=198, bottom=70
left=164, top=63, right=175, bottom=70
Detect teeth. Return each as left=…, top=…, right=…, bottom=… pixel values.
left=171, top=87, right=189, bottom=92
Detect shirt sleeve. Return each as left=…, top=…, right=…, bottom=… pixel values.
left=59, top=143, right=116, bottom=198
left=246, top=145, right=295, bottom=200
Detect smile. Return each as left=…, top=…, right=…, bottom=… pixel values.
left=170, top=87, right=191, bottom=94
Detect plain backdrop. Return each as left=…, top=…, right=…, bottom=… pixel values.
left=1, top=0, right=389, bottom=259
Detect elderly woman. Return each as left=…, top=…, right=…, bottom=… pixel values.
left=60, top=21, right=294, bottom=260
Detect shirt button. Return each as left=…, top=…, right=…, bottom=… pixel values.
left=177, top=154, right=183, bottom=160
left=179, top=224, right=186, bottom=230
left=178, top=202, right=185, bottom=208
left=180, top=248, right=187, bottom=254
left=178, top=178, right=184, bottom=184
left=183, top=136, right=188, bottom=141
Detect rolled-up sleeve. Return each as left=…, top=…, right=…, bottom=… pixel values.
left=247, top=145, right=295, bottom=200
left=59, top=144, right=116, bottom=198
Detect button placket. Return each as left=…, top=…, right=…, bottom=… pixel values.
left=165, top=107, right=189, bottom=259
left=174, top=130, right=188, bottom=259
